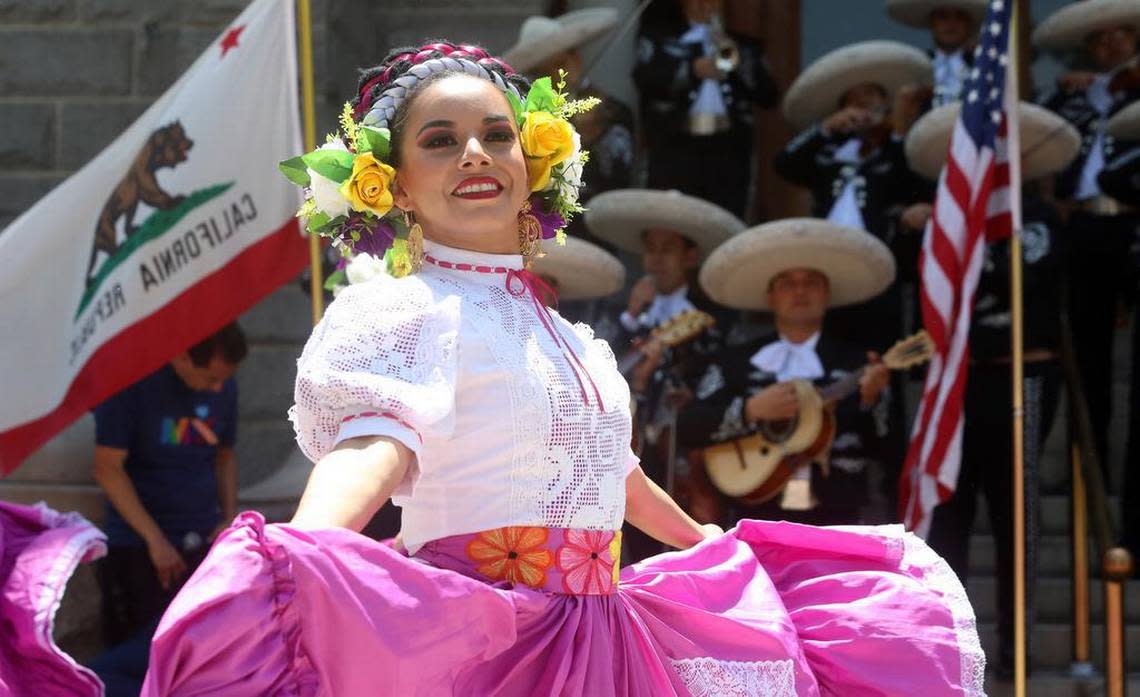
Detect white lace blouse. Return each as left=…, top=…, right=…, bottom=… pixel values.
left=289, top=239, right=638, bottom=553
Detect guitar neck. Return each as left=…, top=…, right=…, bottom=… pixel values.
left=818, top=366, right=866, bottom=405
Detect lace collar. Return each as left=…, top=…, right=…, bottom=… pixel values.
left=423, top=239, right=524, bottom=278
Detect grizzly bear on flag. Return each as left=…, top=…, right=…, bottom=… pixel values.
left=86, top=121, right=194, bottom=284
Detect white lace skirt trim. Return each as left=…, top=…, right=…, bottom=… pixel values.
left=901, top=532, right=988, bottom=696
left=670, top=657, right=796, bottom=697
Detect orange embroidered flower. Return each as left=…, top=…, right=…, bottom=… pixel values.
left=466, top=527, right=553, bottom=588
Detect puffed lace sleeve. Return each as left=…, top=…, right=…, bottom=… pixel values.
left=288, top=275, right=460, bottom=477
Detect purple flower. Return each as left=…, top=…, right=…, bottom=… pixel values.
left=338, top=215, right=396, bottom=257
left=530, top=195, right=566, bottom=240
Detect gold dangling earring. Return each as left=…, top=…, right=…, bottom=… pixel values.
left=517, top=200, right=543, bottom=261
left=403, top=209, right=424, bottom=273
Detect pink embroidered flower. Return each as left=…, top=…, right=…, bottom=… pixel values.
left=556, top=530, right=617, bottom=595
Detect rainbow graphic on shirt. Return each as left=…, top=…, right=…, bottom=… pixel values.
left=161, top=407, right=218, bottom=446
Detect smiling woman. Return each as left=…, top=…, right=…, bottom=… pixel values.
left=140, top=41, right=986, bottom=697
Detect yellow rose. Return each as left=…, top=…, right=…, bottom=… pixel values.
left=520, top=111, right=574, bottom=165
left=339, top=152, right=395, bottom=216
left=526, top=155, right=557, bottom=192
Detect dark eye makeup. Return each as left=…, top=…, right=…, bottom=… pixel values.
left=416, top=125, right=516, bottom=150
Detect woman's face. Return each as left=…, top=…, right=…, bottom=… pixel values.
left=392, top=74, right=531, bottom=254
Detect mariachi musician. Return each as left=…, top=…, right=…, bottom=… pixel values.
left=676, top=219, right=896, bottom=527
left=633, top=0, right=780, bottom=217
left=1035, top=0, right=1140, bottom=470
left=585, top=188, right=744, bottom=560
left=885, top=0, right=987, bottom=108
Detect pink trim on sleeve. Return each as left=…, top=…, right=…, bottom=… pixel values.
left=339, top=411, right=423, bottom=444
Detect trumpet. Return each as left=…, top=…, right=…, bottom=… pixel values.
left=709, top=12, right=739, bottom=74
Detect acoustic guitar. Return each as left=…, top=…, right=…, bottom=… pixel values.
left=703, top=331, right=933, bottom=505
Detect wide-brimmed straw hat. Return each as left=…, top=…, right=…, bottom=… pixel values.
left=1107, top=100, right=1140, bottom=140
left=584, top=189, right=745, bottom=259
left=782, top=40, right=932, bottom=130
left=905, top=101, right=1081, bottom=181
left=502, top=8, right=619, bottom=74
left=699, top=218, right=896, bottom=311
left=531, top=236, right=625, bottom=301
left=885, top=0, right=989, bottom=28
left=1033, top=0, right=1140, bottom=51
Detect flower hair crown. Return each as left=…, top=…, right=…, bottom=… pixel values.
left=278, top=64, right=598, bottom=281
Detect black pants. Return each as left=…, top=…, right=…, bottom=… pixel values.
left=99, top=541, right=208, bottom=646
left=1066, top=211, right=1138, bottom=473
left=647, top=130, right=752, bottom=219
left=926, top=361, right=1061, bottom=668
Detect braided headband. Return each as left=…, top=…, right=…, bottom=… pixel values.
left=359, top=56, right=523, bottom=129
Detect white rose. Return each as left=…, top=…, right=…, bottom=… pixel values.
left=556, top=177, right=580, bottom=207
left=307, top=140, right=351, bottom=219
left=345, top=252, right=386, bottom=284
left=556, top=141, right=584, bottom=205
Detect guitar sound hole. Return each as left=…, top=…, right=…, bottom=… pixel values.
left=760, top=446, right=770, bottom=456
left=760, top=417, right=798, bottom=443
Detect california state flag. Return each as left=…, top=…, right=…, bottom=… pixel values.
left=0, top=0, right=307, bottom=473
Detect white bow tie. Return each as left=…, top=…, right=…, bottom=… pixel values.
left=751, top=337, right=824, bottom=382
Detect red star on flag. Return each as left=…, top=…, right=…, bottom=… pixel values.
left=220, top=25, right=245, bottom=58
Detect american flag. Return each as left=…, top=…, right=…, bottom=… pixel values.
left=900, top=0, right=1017, bottom=536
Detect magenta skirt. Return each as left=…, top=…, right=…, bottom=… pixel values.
left=0, top=501, right=106, bottom=697
left=138, top=512, right=984, bottom=696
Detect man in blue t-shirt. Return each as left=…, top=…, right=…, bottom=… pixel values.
left=92, top=322, right=246, bottom=647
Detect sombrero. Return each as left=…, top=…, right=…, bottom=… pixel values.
left=905, top=101, right=1081, bottom=181
left=783, top=40, right=932, bottom=130
left=699, top=218, right=896, bottom=310
left=885, top=0, right=989, bottom=28
left=1033, top=0, right=1140, bottom=51
left=584, top=189, right=745, bottom=259
left=531, top=236, right=625, bottom=301
left=1107, top=100, right=1140, bottom=140
left=503, top=8, right=619, bottom=74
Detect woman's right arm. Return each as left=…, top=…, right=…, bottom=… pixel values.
left=291, top=435, right=414, bottom=531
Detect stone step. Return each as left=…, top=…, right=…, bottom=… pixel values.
left=978, top=622, right=1140, bottom=671
left=973, top=495, right=1121, bottom=537
left=969, top=534, right=1079, bottom=578
left=967, top=576, right=1140, bottom=623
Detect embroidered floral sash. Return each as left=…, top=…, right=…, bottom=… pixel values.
left=415, top=526, right=622, bottom=596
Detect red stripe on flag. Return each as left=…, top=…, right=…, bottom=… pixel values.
left=898, top=129, right=1007, bottom=533
left=0, top=220, right=308, bottom=474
